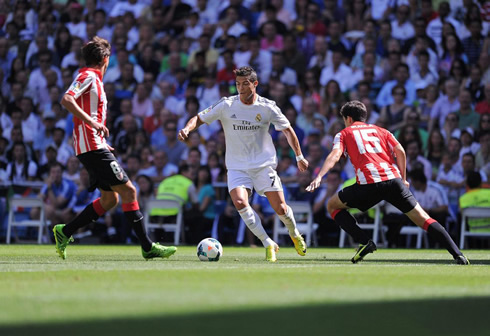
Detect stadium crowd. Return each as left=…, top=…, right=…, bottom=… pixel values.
left=0, top=0, right=489, bottom=247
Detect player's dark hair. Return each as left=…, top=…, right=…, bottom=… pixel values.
left=340, top=100, right=367, bottom=122
left=234, top=66, right=258, bottom=82
left=82, top=36, right=111, bottom=67
left=466, top=171, right=482, bottom=189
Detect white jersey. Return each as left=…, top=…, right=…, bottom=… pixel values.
left=198, top=95, right=290, bottom=170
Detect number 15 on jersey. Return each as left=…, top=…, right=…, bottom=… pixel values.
left=353, top=129, right=382, bottom=154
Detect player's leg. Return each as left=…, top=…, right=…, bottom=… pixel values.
left=387, top=179, right=469, bottom=265
left=327, top=193, right=372, bottom=245
left=328, top=186, right=379, bottom=263
left=265, top=190, right=306, bottom=256
left=62, top=190, right=118, bottom=237
left=230, top=187, right=275, bottom=246
left=53, top=190, right=118, bottom=260
left=111, top=181, right=176, bottom=259
left=404, top=204, right=469, bottom=264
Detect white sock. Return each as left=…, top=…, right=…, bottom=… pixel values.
left=278, top=205, right=301, bottom=237
left=238, top=206, right=271, bottom=247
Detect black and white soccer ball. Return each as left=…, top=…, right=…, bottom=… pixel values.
left=197, top=238, right=223, bottom=261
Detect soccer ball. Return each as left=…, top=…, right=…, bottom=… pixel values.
left=197, top=238, right=223, bottom=261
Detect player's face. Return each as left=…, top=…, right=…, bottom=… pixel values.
left=236, top=76, right=257, bottom=102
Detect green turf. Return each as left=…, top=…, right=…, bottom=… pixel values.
left=0, top=245, right=489, bottom=336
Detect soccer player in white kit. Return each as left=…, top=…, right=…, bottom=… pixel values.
left=178, top=66, right=309, bottom=262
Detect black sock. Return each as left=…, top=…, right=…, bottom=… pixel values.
left=427, top=222, right=462, bottom=258
left=63, top=204, right=99, bottom=237
left=124, top=210, right=152, bottom=252
left=334, top=210, right=371, bottom=244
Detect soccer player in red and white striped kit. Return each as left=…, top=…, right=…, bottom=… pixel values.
left=54, top=36, right=176, bottom=260
left=307, top=100, right=469, bottom=265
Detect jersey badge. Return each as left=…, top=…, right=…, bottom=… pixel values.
left=255, top=113, right=262, bottom=122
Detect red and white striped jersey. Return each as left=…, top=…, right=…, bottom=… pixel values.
left=333, top=122, right=402, bottom=184
left=66, top=67, right=107, bottom=155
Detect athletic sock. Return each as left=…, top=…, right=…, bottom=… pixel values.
left=63, top=198, right=105, bottom=237
left=424, top=219, right=462, bottom=258
left=123, top=201, right=152, bottom=252
left=278, top=205, right=301, bottom=237
left=331, top=209, right=370, bottom=244
left=238, top=206, right=272, bottom=247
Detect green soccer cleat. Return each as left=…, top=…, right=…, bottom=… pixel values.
left=290, top=234, right=307, bottom=256
left=142, top=243, right=177, bottom=260
left=351, top=239, right=377, bottom=264
left=265, top=243, right=279, bottom=262
left=53, top=224, right=74, bottom=260
left=455, top=255, right=470, bottom=265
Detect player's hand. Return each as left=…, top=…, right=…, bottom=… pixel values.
left=106, top=144, right=114, bottom=152
left=91, top=120, right=109, bottom=137
left=403, top=179, right=410, bottom=188
left=297, top=158, right=309, bottom=172
left=306, top=176, right=322, bottom=192
left=178, top=128, right=189, bottom=142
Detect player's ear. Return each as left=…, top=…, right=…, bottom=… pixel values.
left=253, top=80, right=258, bottom=87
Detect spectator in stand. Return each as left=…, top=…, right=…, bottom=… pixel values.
left=260, top=21, right=284, bottom=52
left=410, top=168, right=449, bottom=228
left=426, top=2, right=461, bottom=48
left=320, top=80, right=346, bottom=122
left=457, top=89, right=480, bottom=132
left=63, top=156, right=81, bottom=183
left=379, top=85, right=413, bottom=132
left=5, top=141, right=38, bottom=183
left=426, top=129, right=446, bottom=178
left=430, top=78, right=461, bottom=132
left=439, top=33, right=468, bottom=76
left=463, top=65, right=485, bottom=103
left=459, top=171, right=490, bottom=234
left=189, top=164, right=216, bottom=244
left=376, top=63, right=416, bottom=108
left=187, top=33, right=219, bottom=72
left=32, top=162, right=77, bottom=228
left=391, top=5, right=415, bottom=43
left=319, top=50, right=353, bottom=92
left=406, top=139, right=433, bottom=182
left=308, top=36, right=332, bottom=72
left=475, top=131, right=490, bottom=176
left=139, top=150, right=177, bottom=184
left=441, top=112, right=462, bottom=143
left=134, top=174, right=154, bottom=215
left=462, top=19, right=484, bottom=65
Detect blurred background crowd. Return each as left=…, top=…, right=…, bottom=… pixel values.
left=0, top=0, right=489, bottom=247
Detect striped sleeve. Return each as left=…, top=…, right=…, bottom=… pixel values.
left=66, top=71, right=93, bottom=99
left=385, top=129, right=400, bottom=151
left=332, top=132, right=344, bottom=153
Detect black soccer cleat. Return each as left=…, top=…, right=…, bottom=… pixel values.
left=454, top=255, right=470, bottom=265
left=351, top=239, right=377, bottom=264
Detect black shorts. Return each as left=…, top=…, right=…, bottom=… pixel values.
left=338, top=178, right=417, bottom=214
left=77, top=149, right=129, bottom=192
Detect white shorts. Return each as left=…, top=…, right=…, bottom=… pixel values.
left=228, top=166, right=283, bottom=197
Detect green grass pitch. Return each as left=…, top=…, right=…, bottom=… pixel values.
left=0, top=245, right=489, bottom=336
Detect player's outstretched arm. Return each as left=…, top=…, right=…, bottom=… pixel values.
left=61, top=94, right=109, bottom=137
left=393, top=144, right=409, bottom=187
left=178, top=115, right=204, bottom=142
left=306, top=148, right=342, bottom=192
left=281, top=126, right=309, bottom=172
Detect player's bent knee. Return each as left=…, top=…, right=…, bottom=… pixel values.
left=233, top=199, right=247, bottom=210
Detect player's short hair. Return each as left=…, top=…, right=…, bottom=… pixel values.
left=234, top=66, right=258, bottom=82
left=82, top=36, right=111, bottom=67
left=466, top=171, right=482, bottom=189
left=340, top=100, right=367, bottom=122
